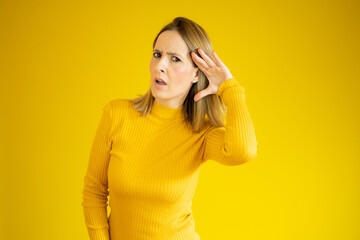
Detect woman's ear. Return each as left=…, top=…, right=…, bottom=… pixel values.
left=193, top=68, right=199, bottom=83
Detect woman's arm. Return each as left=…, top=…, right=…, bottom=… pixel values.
left=82, top=101, right=114, bottom=240
left=202, top=77, right=258, bottom=165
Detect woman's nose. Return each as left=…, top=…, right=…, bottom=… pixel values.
left=156, top=57, right=167, bottom=73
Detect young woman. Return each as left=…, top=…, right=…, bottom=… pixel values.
left=82, top=16, right=258, bottom=240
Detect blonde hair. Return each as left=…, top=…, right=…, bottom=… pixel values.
left=130, top=16, right=226, bottom=133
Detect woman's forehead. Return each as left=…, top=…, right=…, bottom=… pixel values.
left=155, top=31, right=188, bottom=54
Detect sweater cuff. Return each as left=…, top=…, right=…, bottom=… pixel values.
left=217, top=77, right=244, bottom=97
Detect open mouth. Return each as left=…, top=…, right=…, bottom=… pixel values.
left=155, top=79, right=167, bottom=85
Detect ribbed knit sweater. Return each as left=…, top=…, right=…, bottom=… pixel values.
left=82, top=77, right=258, bottom=240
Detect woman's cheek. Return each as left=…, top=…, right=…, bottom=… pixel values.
left=173, top=66, right=187, bottom=77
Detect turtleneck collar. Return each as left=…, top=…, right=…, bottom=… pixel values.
left=151, top=100, right=184, bottom=120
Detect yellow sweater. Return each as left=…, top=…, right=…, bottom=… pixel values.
left=82, top=77, right=258, bottom=240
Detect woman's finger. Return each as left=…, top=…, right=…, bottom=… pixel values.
left=191, top=52, right=209, bottom=71
left=197, top=48, right=217, bottom=68
left=194, top=86, right=213, bottom=102
left=211, top=50, right=225, bottom=67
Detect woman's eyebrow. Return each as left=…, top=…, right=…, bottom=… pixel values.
left=153, top=49, right=184, bottom=59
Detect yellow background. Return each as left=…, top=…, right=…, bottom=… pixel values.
left=1, top=0, right=359, bottom=239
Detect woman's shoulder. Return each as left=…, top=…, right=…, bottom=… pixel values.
left=103, top=99, right=138, bottom=127
left=104, top=98, right=136, bottom=116
left=107, top=98, right=133, bottom=109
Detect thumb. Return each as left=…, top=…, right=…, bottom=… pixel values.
left=194, top=87, right=213, bottom=102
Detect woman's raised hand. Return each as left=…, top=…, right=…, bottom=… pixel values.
left=191, top=48, right=233, bottom=102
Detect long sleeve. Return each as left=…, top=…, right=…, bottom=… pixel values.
left=202, top=77, right=258, bottom=165
left=82, top=101, right=114, bottom=239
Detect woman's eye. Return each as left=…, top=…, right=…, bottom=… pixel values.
left=172, top=56, right=181, bottom=62
left=153, top=52, right=181, bottom=62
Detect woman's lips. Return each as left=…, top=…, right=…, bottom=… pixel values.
left=154, top=80, right=167, bottom=88
left=155, top=77, right=167, bottom=84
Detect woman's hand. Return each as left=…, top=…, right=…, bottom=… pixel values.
left=191, top=48, right=233, bottom=102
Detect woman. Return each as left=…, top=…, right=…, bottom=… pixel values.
left=82, top=16, right=258, bottom=240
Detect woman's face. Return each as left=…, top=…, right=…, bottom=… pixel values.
left=149, top=30, right=199, bottom=109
